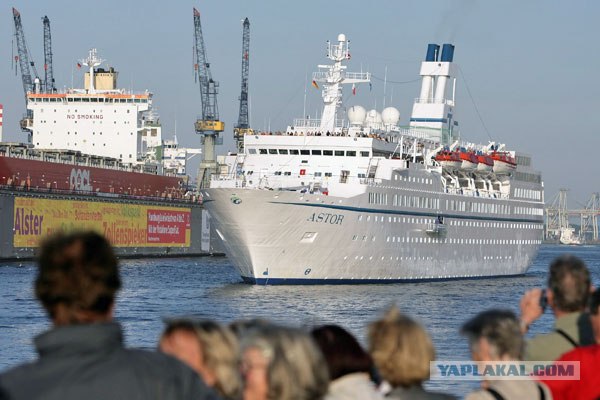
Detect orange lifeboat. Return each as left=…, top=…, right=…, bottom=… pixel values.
left=459, top=151, right=479, bottom=171
left=477, top=154, right=494, bottom=172
left=491, top=152, right=516, bottom=173
left=435, top=150, right=461, bottom=169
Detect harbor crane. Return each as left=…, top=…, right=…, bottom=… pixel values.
left=193, top=7, right=224, bottom=189
left=12, top=7, right=39, bottom=133
left=42, top=15, right=55, bottom=93
left=234, top=17, right=251, bottom=152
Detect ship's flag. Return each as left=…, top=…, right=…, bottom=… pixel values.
left=352, top=83, right=356, bottom=96
left=311, top=80, right=319, bottom=89
left=76, top=62, right=81, bottom=69
left=369, top=82, right=372, bottom=92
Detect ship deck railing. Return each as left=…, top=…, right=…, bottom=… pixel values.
left=0, top=184, right=203, bottom=205
left=0, top=144, right=181, bottom=178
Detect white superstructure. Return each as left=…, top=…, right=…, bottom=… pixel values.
left=160, top=135, right=202, bottom=177
left=26, top=49, right=153, bottom=163
left=203, top=35, right=544, bottom=284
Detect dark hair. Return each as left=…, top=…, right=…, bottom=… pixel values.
left=548, top=255, right=590, bottom=312
left=311, top=325, right=373, bottom=381
left=461, top=309, right=523, bottom=360
left=35, top=231, right=120, bottom=322
left=590, top=288, right=600, bottom=315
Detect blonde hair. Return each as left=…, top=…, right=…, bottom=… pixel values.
left=368, top=307, right=435, bottom=388
left=163, top=320, right=241, bottom=399
left=240, top=325, right=329, bottom=400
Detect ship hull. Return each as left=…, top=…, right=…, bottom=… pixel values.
left=203, top=188, right=543, bottom=285
left=0, top=153, right=187, bottom=198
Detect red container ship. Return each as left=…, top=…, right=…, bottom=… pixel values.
left=0, top=48, right=216, bottom=259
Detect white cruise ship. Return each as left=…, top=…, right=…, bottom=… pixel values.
left=202, top=34, right=544, bottom=284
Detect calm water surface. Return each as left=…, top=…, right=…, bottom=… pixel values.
left=1, top=244, right=599, bottom=396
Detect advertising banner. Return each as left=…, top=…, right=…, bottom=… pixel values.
left=13, top=197, right=191, bottom=248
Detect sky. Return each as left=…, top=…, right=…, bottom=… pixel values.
left=1, top=0, right=598, bottom=205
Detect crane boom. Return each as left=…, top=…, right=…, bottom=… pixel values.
left=12, top=8, right=35, bottom=100
left=12, top=7, right=38, bottom=133
left=234, top=17, right=251, bottom=151
left=192, top=7, right=223, bottom=189
left=42, top=16, right=55, bottom=93
left=193, top=7, right=222, bottom=130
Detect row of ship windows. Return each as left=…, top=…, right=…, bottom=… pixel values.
left=514, top=207, right=544, bottom=216
left=393, top=175, right=433, bottom=185
left=344, top=255, right=516, bottom=262
left=248, top=148, right=371, bottom=157
left=360, top=215, right=542, bottom=231
left=33, top=98, right=147, bottom=103
left=39, top=109, right=132, bottom=114
left=351, top=234, right=542, bottom=246
left=38, top=131, right=134, bottom=136
left=248, top=171, right=367, bottom=178
left=37, top=120, right=132, bottom=125
left=368, top=192, right=542, bottom=216
left=513, top=171, right=542, bottom=184
left=515, top=187, right=542, bottom=201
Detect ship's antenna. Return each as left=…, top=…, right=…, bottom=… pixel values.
left=302, top=71, right=307, bottom=122
left=383, top=66, right=387, bottom=108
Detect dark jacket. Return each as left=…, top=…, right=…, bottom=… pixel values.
left=0, top=322, right=220, bottom=400
left=386, top=385, right=457, bottom=400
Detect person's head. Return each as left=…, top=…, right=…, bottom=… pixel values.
left=589, top=288, right=600, bottom=344
left=547, top=255, right=591, bottom=313
left=239, top=325, right=329, bottom=400
left=311, top=324, right=373, bottom=381
left=368, top=306, right=435, bottom=388
left=35, top=230, right=120, bottom=325
left=160, top=319, right=241, bottom=399
left=461, top=309, right=523, bottom=362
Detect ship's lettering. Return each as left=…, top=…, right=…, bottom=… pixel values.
left=14, top=208, right=44, bottom=235
left=66, top=114, right=103, bottom=120
left=306, top=213, right=344, bottom=225
left=69, top=168, right=93, bottom=191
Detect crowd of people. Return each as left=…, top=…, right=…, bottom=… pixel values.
left=0, top=231, right=599, bottom=399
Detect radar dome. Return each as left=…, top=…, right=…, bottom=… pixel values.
left=338, top=33, right=346, bottom=42
left=381, top=107, right=400, bottom=125
left=364, top=109, right=383, bottom=128
left=348, top=105, right=366, bottom=125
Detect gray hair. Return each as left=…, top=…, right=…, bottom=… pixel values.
left=240, top=325, right=329, bottom=400
left=461, top=309, right=524, bottom=360
left=548, top=254, right=591, bottom=312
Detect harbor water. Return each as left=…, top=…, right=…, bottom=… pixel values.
left=1, top=244, right=599, bottom=396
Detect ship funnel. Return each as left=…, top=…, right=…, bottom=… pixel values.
left=440, top=44, right=455, bottom=62
left=426, top=44, right=439, bottom=61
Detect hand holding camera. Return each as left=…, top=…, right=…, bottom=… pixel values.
left=519, top=288, right=546, bottom=333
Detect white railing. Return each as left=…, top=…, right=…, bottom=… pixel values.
left=312, top=71, right=370, bottom=81
left=292, top=118, right=345, bottom=129
left=413, top=97, right=455, bottom=106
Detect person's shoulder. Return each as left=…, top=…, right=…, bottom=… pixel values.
left=525, top=331, right=568, bottom=360
left=426, top=392, right=457, bottom=400
left=0, top=360, right=40, bottom=388
left=464, top=389, right=495, bottom=400
left=118, top=348, right=197, bottom=376
left=112, top=349, right=220, bottom=398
